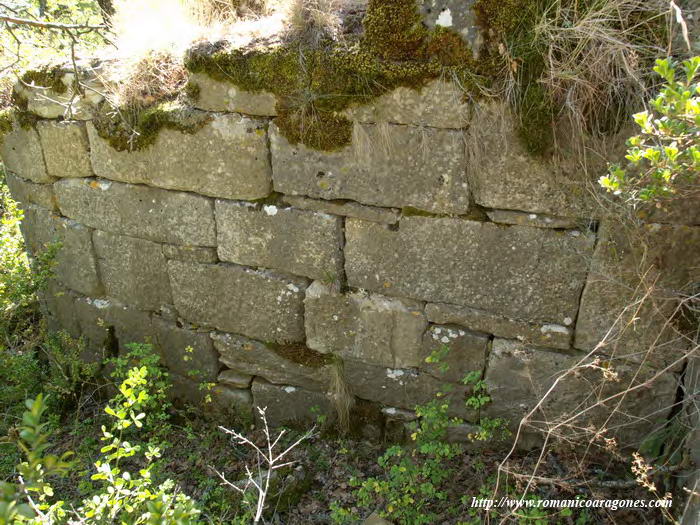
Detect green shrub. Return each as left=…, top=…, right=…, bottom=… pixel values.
left=600, top=57, right=700, bottom=204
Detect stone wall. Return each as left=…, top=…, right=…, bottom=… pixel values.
left=3, top=74, right=699, bottom=446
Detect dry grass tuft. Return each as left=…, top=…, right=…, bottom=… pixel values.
left=502, top=0, right=672, bottom=151
left=283, top=0, right=345, bottom=46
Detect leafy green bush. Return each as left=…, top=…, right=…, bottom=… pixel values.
left=600, top=57, right=700, bottom=204
left=1, top=367, right=201, bottom=524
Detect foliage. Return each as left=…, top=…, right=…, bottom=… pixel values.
left=601, top=57, right=700, bottom=204
left=351, top=396, right=462, bottom=525
left=1, top=370, right=201, bottom=524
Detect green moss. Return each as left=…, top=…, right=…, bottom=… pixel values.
left=516, top=82, right=554, bottom=155
left=0, top=109, right=13, bottom=137
left=92, top=102, right=212, bottom=152
left=184, top=0, right=483, bottom=151
left=20, top=65, right=67, bottom=95
left=183, top=81, right=200, bottom=102
left=265, top=342, right=332, bottom=368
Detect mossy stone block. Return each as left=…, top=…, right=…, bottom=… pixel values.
left=93, top=230, right=173, bottom=311
left=86, top=114, right=272, bottom=200
left=270, top=121, right=469, bottom=214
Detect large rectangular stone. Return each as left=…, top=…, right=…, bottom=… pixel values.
left=36, top=120, right=92, bottom=178
left=211, top=332, right=330, bottom=390
left=216, top=200, right=343, bottom=280
left=343, top=79, right=470, bottom=129
left=425, top=302, right=572, bottom=350
left=304, top=281, right=427, bottom=368
left=93, top=230, right=172, bottom=311
left=252, top=379, right=333, bottom=427
left=270, top=122, right=469, bottom=214
left=346, top=217, right=595, bottom=324
left=5, top=172, right=57, bottom=210
left=20, top=204, right=102, bottom=296
left=466, top=102, right=603, bottom=218
left=86, top=113, right=272, bottom=200
left=421, top=324, right=489, bottom=383
left=167, top=260, right=308, bottom=343
left=152, top=317, right=219, bottom=382
left=189, top=72, right=278, bottom=116
left=574, top=222, right=700, bottom=370
left=1, top=120, right=51, bottom=182
left=483, top=338, right=678, bottom=446
left=343, top=359, right=474, bottom=421
left=54, top=178, right=216, bottom=246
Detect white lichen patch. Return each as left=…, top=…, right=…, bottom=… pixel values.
left=540, top=324, right=570, bottom=335
left=263, top=205, right=278, bottom=216
left=283, top=386, right=296, bottom=393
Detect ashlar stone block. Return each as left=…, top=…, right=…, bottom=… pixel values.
left=270, top=122, right=469, bottom=214
left=304, top=281, right=427, bottom=368
left=54, top=178, right=217, bottom=246
left=1, top=120, right=51, bottom=182
left=167, top=260, right=308, bottom=343
left=252, top=379, right=333, bottom=427
left=5, top=172, right=57, bottom=210
left=20, top=204, right=101, bottom=296
left=153, top=317, right=219, bottom=381
left=36, top=120, right=92, bottom=178
left=212, top=331, right=330, bottom=390
left=87, top=113, right=271, bottom=200
left=345, top=217, right=595, bottom=324
left=216, top=200, right=343, bottom=280
left=93, top=230, right=172, bottom=310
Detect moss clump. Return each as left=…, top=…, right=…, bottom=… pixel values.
left=20, top=65, right=67, bottom=94
left=0, top=109, right=13, bottom=137
left=92, top=102, right=212, bottom=152
left=185, top=0, right=482, bottom=151
left=183, top=80, right=200, bottom=102
left=265, top=342, right=333, bottom=368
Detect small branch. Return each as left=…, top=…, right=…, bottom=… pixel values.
left=0, top=15, right=106, bottom=30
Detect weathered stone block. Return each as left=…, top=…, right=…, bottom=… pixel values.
left=344, top=80, right=471, bottom=129
left=575, top=222, right=700, bottom=370
left=305, top=281, right=427, bottom=368
left=93, top=230, right=172, bottom=310
left=252, top=379, right=333, bottom=427
left=73, top=296, right=154, bottom=358
left=486, top=209, right=582, bottom=230
left=40, top=282, right=80, bottom=338
left=152, top=317, right=219, bottom=381
left=210, top=385, right=253, bottom=416
left=282, top=194, right=399, bottom=224
left=168, top=260, right=308, bottom=343
left=425, top=302, right=572, bottom=350
left=484, top=338, right=678, bottom=447
left=466, top=102, right=606, bottom=217
left=346, top=217, right=594, bottom=324
left=162, top=244, right=218, bottom=263
left=13, top=67, right=104, bottom=119
left=218, top=369, right=253, bottom=389
left=54, top=178, right=216, bottom=246
left=421, top=324, right=489, bottom=383
left=20, top=205, right=102, bottom=296
left=169, top=373, right=206, bottom=406
left=216, top=201, right=343, bottom=280
left=212, top=331, right=330, bottom=390
left=189, top=72, right=277, bottom=115
left=5, top=172, right=57, bottom=210
left=270, top=122, right=469, bottom=214
left=86, top=114, right=272, bottom=200
left=343, top=359, right=474, bottom=421
left=1, top=121, right=51, bottom=182
left=36, top=120, right=92, bottom=178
